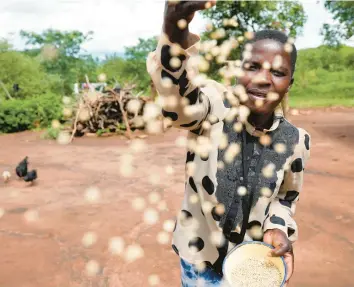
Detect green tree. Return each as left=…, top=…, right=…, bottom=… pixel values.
left=20, top=29, right=93, bottom=57
left=0, top=49, right=61, bottom=99
left=20, top=29, right=97, bottom=94
left=98, top=56, right=128, bottom=85
left=203, top=1, right=306, bottom=37
left=0, top=39, right=12, bottom=52
left=125, top=37, right=158, bottom=60
left=75, top=55, right=99, bottom=83
left=201, top=0, right=307, bottom=80
left=321, top=1, right=354, bottom=47
left=99, top=37, right=158, bottom=93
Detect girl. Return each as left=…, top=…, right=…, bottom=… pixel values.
left=147, top=1, right=310, bottom=286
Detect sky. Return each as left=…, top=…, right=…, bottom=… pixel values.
left=0, top=0, right=351, bottom=59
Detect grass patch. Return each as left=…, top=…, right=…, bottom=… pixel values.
left=290, top=68, right=354, bottom=108
left=288, top=45, right=354, bottom=108
left=290, top=97, right=354, bottom=108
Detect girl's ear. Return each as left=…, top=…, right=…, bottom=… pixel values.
left=287, top=78, right=294, bottom=92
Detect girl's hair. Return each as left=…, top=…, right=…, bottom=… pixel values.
left=245, top=29, right=298, bottom=77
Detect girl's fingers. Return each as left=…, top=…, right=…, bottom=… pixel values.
left=184, top=1, right=215, bottom=14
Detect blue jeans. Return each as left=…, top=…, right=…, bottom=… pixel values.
left=180, top=259, right=224, bottom=287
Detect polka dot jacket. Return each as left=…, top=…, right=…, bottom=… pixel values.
left=147, top=32, right=311, bottom=274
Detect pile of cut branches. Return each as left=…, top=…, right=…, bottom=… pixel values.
left=71, top=85, right=152, bottom=139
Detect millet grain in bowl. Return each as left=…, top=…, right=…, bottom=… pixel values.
left=230, top=257, right=282, bottom=287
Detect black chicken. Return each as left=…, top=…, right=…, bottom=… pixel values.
left=16, top=156, right=28, bottom=178
left=23, top=170, right=37, bottom=183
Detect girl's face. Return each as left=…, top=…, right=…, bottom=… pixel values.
left=238, top=39, right=293, bottom=115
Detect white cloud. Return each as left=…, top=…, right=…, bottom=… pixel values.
left=0, top=0, right=207, bottom=56
left=1, top=0, right=60, bottom=14
left=0, top=0, right=352, bottom=57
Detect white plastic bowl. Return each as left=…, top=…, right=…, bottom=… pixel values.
left=223, top=241, right=287, bottom=287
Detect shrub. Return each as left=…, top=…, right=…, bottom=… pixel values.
left=346, top=53, right=354, bottom=68
left=0, top=93, right=63, bottom=133
left=41, top=126, right=61, bottom=140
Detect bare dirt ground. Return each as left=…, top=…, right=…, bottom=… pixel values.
left=0, top=107, right=353, bottom=287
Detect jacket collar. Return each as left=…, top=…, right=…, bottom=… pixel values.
left=244, top=105, right=284, bottom=137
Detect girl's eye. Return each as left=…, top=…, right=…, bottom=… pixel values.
left=271, top=70, right=286, bottom=77
left=244, top=63, right=258, bottom=71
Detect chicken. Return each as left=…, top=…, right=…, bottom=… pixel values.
left=2, top=171, right=11, bottom=183
left=23, top=170, right=37, bottom=183
left=16, top=156, right=28, bottom=178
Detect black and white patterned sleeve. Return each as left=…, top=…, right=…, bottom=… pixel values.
left=263, top=128, right=311, bottom=243
left=146, top=32, right=213, bottom=131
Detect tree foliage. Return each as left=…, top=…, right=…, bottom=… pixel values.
left=125, top=37, right=158, bottom=60
left=20, top=29, right=98, bottom=94
left=0, top=39, right=12, bottom=52
left=202, top=1, right=306, bottom=37
left=20, top=29, right=93, bottom=57
left=321, top=1, right=354, bottom=47
left=99, top=36, right=157, bottom=92
left=0, top=49, right=61, bottom=99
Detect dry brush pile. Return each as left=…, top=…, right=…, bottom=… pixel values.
left=66, top=85, right=166, bottom=141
